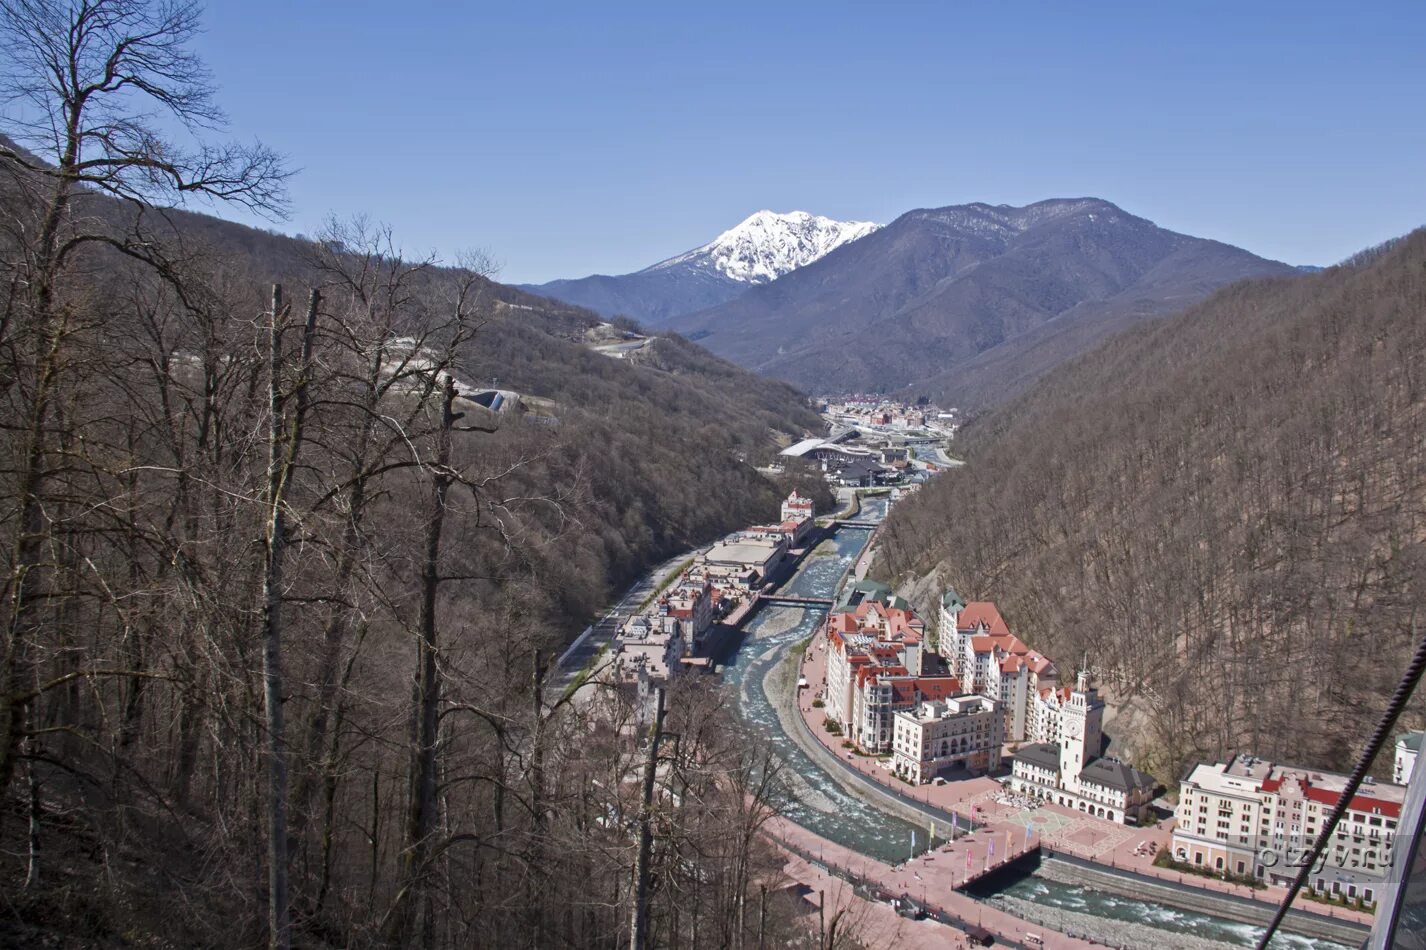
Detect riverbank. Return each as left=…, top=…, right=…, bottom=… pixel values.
left=1031, top=856, right=1367, bottom=946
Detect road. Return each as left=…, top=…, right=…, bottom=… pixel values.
left=546, top=550, right=693, bottom=699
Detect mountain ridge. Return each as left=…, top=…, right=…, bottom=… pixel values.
left=666, top=197, right=1297, bottom=405
left=520, top=209, right=878, bottom=325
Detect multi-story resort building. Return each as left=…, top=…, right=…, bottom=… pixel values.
left=701, top=534, right=787, bottom=585
left=1009, top=671, right=1156, bottom=823
left=823, top=581, right=962, bottom=754
left=1173, top=753, right=1406, bottom=905
left=938, top=591, right=1058, bottom=742
left=780, top=489, right=816, bottom=544
left=613, top=614, right=685, bottom=685
left=1030, top=685, right=1073, bottom=745
left=892, top=695, right=1004, bottom=784
left=654, top=576, right=716, bottom=652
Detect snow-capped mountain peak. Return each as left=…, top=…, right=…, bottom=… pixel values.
left=645, top=210, right=880, bottom=284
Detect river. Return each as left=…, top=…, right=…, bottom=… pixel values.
left=718, top=497, right=939, bottom=864
left=717, top=493, right=1354, bottom=949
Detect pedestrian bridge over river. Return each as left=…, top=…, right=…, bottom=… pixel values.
left=758, top=594, right=835, bottom=608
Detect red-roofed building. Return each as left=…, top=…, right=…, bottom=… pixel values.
left=1174, top=753, right=1407, bottom=900
left=823, top=595, right=970, bottom=753
left=842, top=668, right=964, bottom=752
left=779, top=490, right=816, bottom=544
left=939, top=589, right=1059, bottom=741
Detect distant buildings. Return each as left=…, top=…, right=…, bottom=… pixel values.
left=748, top=489, right=817, bottom=547
left=610, top=491, right=816, bottom=688
left=785, top=397, right=957, bottom=489
left=1173, top=754, right=1405, bottom=904
left=835, top=460, right=882, bottom=487
left=782, top=489, right=815, bottom=532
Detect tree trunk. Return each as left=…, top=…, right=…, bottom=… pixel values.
left=262, top=286, right=320, bottom=950
left=630, top=687, right=667, bottom=950
left=392, top=374, right=458, bottom=949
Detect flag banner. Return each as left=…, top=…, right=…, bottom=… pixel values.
left=988, top=839, right=995, bottom=858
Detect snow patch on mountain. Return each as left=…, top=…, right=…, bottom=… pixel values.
left=645, top=210, right=880, bottom=284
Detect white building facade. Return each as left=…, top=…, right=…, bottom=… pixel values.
left=1009, top=671, right=1156, bottom=824
left=1395, top=731, right=1421, bottom=785
left=937, top=589, right=1057, bottom=742
left=1173, top=754, right=1405, bottom=905
left=892, top=696, right=1003, bottom=784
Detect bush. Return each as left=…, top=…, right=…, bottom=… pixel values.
left=812, top=698, right=824, bottom=708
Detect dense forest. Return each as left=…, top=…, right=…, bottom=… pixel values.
left=876, top=230, right=1426, bottom=783
left=0, top=3, right=840, bottom=947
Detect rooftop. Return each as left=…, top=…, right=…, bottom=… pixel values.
left=1014, top=743, right=1061, bottom=773
left=898, top=694, right=994, bottom=724
left=703, top=537, right=784, bottom=568
left=779, top=437, right=827, bottom=457
left=1080, top=757, right=1157, bottom=793
left=1187, top=754, right=1408, bottom=815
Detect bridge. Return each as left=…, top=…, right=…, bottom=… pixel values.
left=758, top=594, right=835, bottom=608
left=834, top=519, right=880, bottom=529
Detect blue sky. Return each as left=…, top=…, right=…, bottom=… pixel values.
left=189, top=1, right=1426, bottom=283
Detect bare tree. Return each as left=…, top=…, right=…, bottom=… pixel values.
left=0, top=0, right=288, bottom=814
left=260, top=284, right=319, bottom=950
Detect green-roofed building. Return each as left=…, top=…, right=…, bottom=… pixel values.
left=1397, top=731, right=1424, bottom=784
left=836, top=578, right=911, bottom=612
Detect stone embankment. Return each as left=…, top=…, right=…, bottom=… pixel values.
left=1035, top=855, right=1368, bottom=947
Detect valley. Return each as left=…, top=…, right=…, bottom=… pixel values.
left=1, top=4, right=1421, bottom=948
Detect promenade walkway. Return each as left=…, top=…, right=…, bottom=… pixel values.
left=770, top=817, right=1097, bottom=950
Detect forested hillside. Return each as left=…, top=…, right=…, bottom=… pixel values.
left=0, top=5, right=830, bottom=946
left=875, top=231, right=1426, bottom=782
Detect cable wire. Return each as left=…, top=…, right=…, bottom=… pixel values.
left=1255, top=623, right=1426, bottom=949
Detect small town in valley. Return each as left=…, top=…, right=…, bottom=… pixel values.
left=551, top=395, right=1393, bottom=950
left=9, top=7, right=1420, bottom=948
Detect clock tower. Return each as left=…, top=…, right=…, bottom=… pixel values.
left=1059, top=668, right=1104, bottom=794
